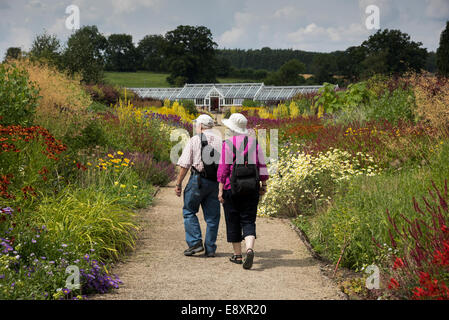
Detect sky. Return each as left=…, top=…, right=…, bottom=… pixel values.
left=0, top=0, right=447, bottom=58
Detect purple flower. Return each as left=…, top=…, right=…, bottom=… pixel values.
left=63, top=288, right=71, bottom=295
left=61, top=244, right=68, bottom=248
left=32, top=239, right=37, bottom=243
left=0, top=274, right=4, bottom=279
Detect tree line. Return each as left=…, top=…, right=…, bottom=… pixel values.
left=4, top=22, right=449, bottom=87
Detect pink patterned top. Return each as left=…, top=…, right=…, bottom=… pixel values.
left=217, top=135, right=269, bottom=190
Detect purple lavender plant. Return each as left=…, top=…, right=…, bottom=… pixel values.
left=80, top=255, right=122, bottom=294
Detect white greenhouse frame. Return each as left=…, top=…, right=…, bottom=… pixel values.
left=128, top=83, right=326, bottom=112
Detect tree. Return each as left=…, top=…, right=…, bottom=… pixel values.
left=313, top=54, right=336, bottom=84
left=437, top=21, right=449, bottom=77
left=426, top=52, right=437, bottom=73
left=361, top=29, right=428, bottom=76
left=265, top=59, right=306, bottom=85
left=29, top=31, right=62, bottom=66
left=336, top=46, right=367, bottom=82
left=3, top=47, right=22, bottom=61
left=215, top=57, right=232, bottom=77
left=137, top=35, right=167, bottom=72
left=63, top=25, right=108, bottom=84
left=164, top=25, right=218, bottom=86
left=105, top=34, right=139, bottom=72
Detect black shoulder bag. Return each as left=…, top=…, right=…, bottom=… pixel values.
left=230, top=136, right=260, bottom=196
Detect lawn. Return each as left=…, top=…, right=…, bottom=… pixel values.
left=104, top=71, right=258, bottom=88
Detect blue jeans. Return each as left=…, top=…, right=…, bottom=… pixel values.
left=183, top=174, right=220, bottom=254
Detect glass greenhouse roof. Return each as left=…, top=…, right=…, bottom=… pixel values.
left=129, top=83, right=324, bottom=101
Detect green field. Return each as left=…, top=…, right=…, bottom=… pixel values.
left=104, top=71, right=258, bottom=88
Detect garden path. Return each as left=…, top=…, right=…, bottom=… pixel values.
left=93, top=177, right=343, bottom=300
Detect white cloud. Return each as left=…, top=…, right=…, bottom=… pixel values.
left=273, top=6, right=303, bottom=19
left=218, top=11, right=257, bottom=47
left=109, top=0, right=161, bottom=14
left=425, top=0, right=449, bottom=19
left=0, top=26, right=34, bottom=53
left=287, top=23, right=368, bottom=44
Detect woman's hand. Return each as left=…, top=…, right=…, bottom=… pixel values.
left=218, top=191, right=225, bottom=204
left=259, top=183, right=267, bottom=196
left=218, top=182, right=225, bottom=204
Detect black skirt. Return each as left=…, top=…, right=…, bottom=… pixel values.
left=222, top=189, right=260, bottom=243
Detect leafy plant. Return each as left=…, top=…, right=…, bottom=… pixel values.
left=0, top=63, right=39, bottom=127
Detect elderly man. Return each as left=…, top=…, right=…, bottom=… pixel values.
left=176, top=114, right=222, bottom=257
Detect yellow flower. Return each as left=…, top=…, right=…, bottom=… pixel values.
left=133, top=185, right=137, bottom=189
left=120, top=184, right=126, bottom=189
left=122, top=163, right=128, bottom=167
left=87, top=162, right=92, bottom=166
left=124, top=158, right=130, bottom=164
left=117, top=151, right=124, bottom=156
left=108, top=154, right=113, bottom=158
left=114, top=181, right=119, bottom=186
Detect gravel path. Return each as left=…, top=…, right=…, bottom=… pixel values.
left=93, top=179, right=344, bottom=300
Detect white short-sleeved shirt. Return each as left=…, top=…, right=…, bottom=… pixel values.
left=177, top=129, right=222, bottom=172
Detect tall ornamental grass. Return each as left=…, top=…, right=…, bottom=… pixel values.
left=36, top=188, right=138, bottom=261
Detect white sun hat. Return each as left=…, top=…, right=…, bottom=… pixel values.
left=221, top=113, right=248, bottom=135
left=193, top=114, right=214, bottom=128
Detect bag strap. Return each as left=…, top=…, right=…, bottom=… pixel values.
left=232, top=136, right=250, bottom=165
left=192, top=133, right=208, bottom=175
left=244, top=136, right=249, bottom=164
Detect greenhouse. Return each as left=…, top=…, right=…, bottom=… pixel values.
left=129, top=83, right=324, bottom=112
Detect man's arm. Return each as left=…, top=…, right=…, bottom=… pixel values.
left=175, top=167, right=189, bottom=197
left=175, top=137, right=194, bottom=197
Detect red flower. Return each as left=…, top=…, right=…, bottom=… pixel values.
left=393, top=257, right=405, bottom=270
left=388, top=278, right=400, bottom=289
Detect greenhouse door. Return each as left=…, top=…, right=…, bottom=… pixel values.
left=210, top=97, right=219, bottom=112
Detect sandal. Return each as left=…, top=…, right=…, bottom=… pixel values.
left=229, top=254, right=243, bottom=264
left=243, top=249, right=254, bottom=270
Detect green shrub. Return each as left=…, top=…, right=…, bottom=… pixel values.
left=308, top=140, right=449, bottom=270
left=63, top=118, right=108, bottom=153
left=0, top=63, right=39, bottom=126
left=242, top=99, right=260, bottom=108
left=368, top=87, right=415, bottom=123
left=180, top=99, right=198, bottom=116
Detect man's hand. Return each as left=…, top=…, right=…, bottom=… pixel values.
left=175, top=184, right=182, bottom=197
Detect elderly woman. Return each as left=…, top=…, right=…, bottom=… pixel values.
left=217, top=113, right=269, bottom=269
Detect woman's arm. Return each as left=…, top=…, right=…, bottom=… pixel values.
left=217, top=141, right=231, bottom=184
left=218, top=182, right=225, bottom=204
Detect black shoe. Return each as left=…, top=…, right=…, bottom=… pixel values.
left=184, top=241, right=204, bottom=256
left=205, top=251, right=216, bottom=258
left=243, top=249, right=254, bottom=270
